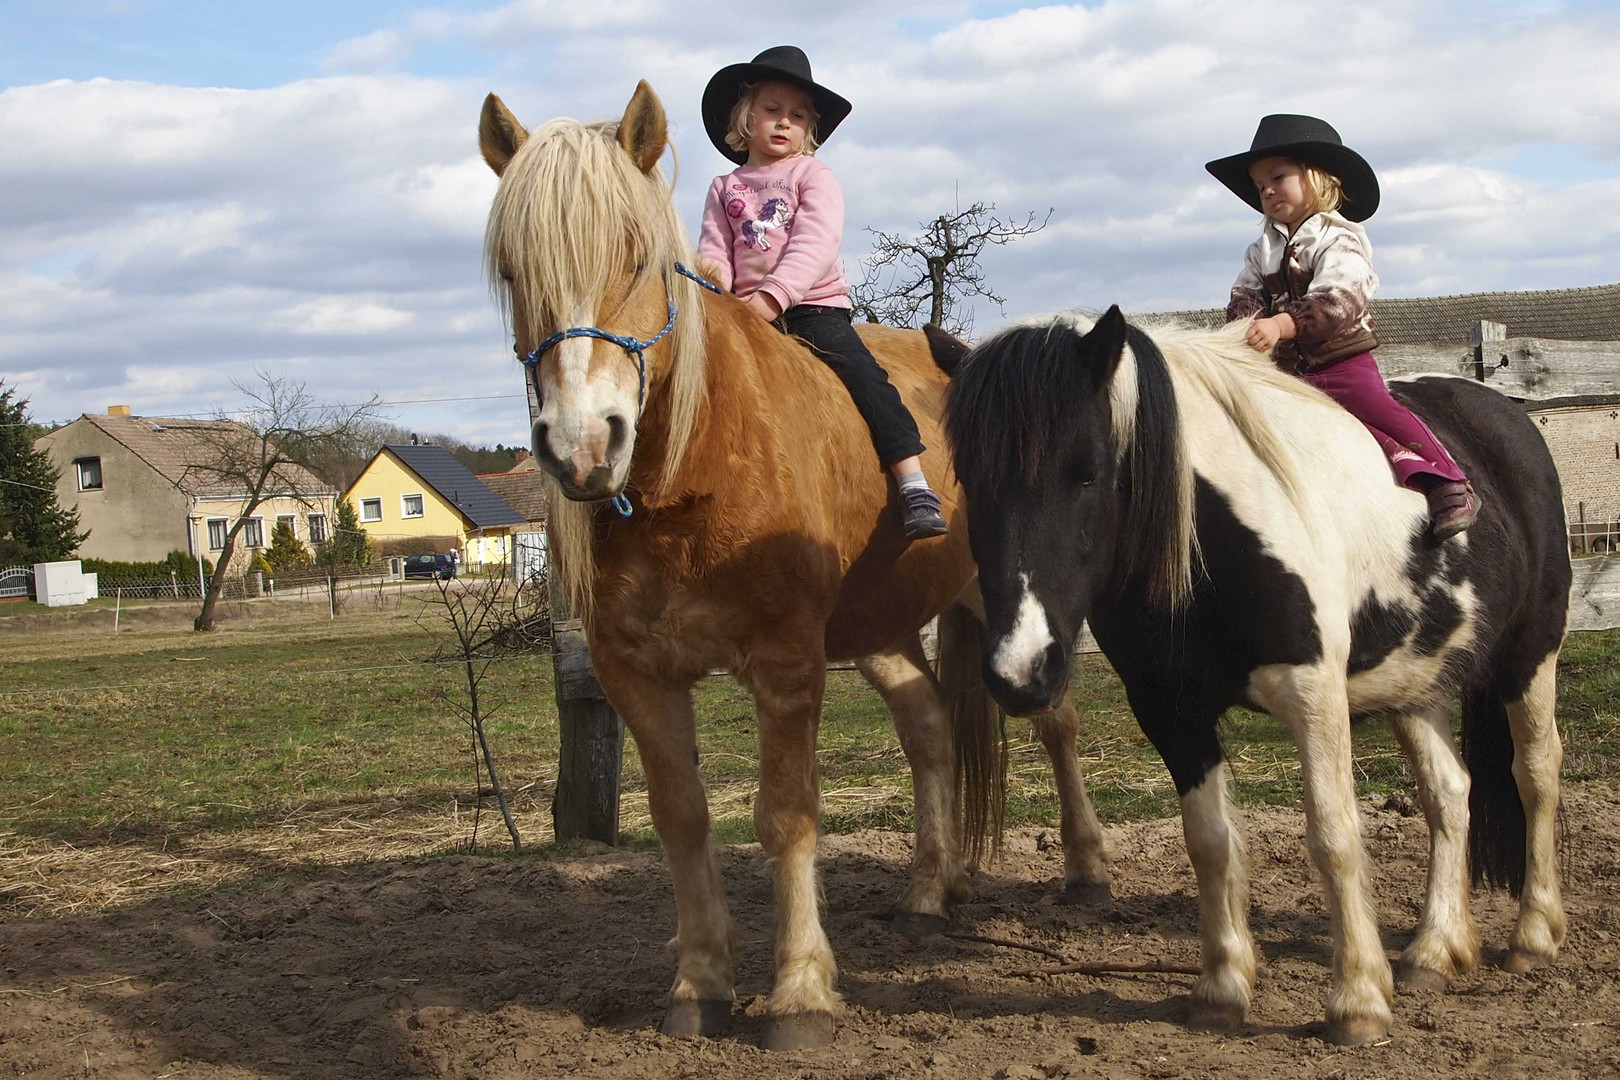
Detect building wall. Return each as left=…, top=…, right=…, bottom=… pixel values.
left=188, top=494, right=337, bottom=574
left=346, top=450, right=471, bottom=546
left=36, top=421, right=190, bottom=562
left=1528, top=402, right=1620, bottom=529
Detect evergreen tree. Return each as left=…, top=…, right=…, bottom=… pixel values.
left=324, top=496, right=372, bottom=568
left=264, top=517, right=312, bottom=571
left=0, top=382, right=87, bottom=566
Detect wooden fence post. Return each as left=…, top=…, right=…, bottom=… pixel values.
left=549, top=566, right=624, bottom=844
left=1469, top=320, right=1508, bottom=381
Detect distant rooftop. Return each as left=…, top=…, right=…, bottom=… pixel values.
left=1150, top=282, right=1620, bottom=345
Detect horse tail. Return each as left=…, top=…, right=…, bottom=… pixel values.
left=1461, top=677, right=1527, bottom=892
left=938, top=601, right=1006, bottom=866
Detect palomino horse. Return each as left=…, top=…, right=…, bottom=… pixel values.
left=478, top=83, right=1111, bottom=1049
left=935, top=308, right=1569, bottom=1045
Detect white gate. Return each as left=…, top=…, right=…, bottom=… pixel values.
left=0, top=566, right=34, bottom=600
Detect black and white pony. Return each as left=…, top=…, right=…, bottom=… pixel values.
left=933, top=308, right=1570, bottom=1045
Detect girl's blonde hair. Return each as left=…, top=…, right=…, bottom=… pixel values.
left=1297, top=161, right=1344, bottom=216
left=725, top=80, right=821, bottom=158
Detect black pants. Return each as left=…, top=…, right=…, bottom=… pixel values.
left=778, top=305, right=925, bottom=469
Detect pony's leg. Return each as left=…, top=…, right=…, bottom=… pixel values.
left=741, top=651, right=839, bottom=1051
left=1262, top=668, right=1394, bottom=1045
left=1180, top=761, right=1257, bottom=1030
left=1136, top=716, right=1255, bottom=1030
left=1030, top=701, right=1112, bottom=904
left=592, top=658, right=735, bottom=1038
left=1504, top=651, right=1566, bottom=972
left=1388, top=704, right=1480, bottom=991
left=855, top=636, right=968, bottom=938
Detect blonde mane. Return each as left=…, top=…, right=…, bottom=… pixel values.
left=1141, top=316, right=1315, bottom=511
left=484, top=117, right=709, bottom=620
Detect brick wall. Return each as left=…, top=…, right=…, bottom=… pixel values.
left=1526, top=401, right=1620, bottom=541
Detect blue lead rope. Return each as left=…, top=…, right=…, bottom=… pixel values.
left=518, top=262, right=721, bottom=518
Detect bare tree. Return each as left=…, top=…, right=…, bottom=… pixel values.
left=185, top=372, right=378, bottom=631
left=851, top=201, right=1052, bottom=337
left=416, top=574, right=551, bottom=852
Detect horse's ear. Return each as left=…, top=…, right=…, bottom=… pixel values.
left=480, top=93, right=528, bottom=177
left=924, top=323, right=972, bottom=376
left=1080, top=305, right=1130, bottom=385
left=617, top=80, right=668, bottom=174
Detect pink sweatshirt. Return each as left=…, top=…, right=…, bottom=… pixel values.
left=697, top=155, right=852, bottom=313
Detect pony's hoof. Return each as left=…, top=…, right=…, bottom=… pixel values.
left=1395, top=963, right=1451, bottom=993
left=1060, top=880, right=1112, bottom=907
left=660, top=999, right=732, bottom=1039
left=762, top=1011, right=835, bottom=1052
left=1503, top=948, right=1554, bottom=974
left=1325, top=1015, right=1389, bottom=1046
left=891, top=911, right=948, bottom=940
left=1186, top=1000, right=1246, bottom=1032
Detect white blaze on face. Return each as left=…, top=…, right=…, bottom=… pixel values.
left=531, top=303, right=642, bottom=488
left=992, top=572, right=1055, bottom=687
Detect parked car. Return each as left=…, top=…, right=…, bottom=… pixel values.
left=403, top=553, right=457, bottom=580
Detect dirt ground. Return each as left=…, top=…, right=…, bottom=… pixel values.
left=3, top=787, right=1617, bottom=1080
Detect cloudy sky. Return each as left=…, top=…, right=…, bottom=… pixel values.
left=5, top=0, right=1620, bottom=445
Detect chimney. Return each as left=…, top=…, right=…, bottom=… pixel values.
left=107, top=405, right=131, bottom=417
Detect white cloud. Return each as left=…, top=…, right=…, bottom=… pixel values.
left=5, top=0, right=1620, bottom=442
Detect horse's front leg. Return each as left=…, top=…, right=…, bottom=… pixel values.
left=741, top=646, right=838, bottom=1051
left=1258, top=665, right=1394, bottom=1045
left=592, top=654, right=736, bottom=1038
left=1031, top=699, right=1112, bottom=904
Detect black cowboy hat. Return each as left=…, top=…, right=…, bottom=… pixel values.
left=701, top=45, right=852, bottom=166
left=1205, top=114, right=1380, bottom=222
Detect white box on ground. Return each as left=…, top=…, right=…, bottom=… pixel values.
left=33, top=560, right=89, bottom=607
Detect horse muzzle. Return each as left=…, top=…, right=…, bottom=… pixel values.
left=983, top=643, right=1071, bottom=717
left=532, top=413, right=630, bottom=500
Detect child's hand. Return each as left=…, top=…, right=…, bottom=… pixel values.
left=744, top=292, right=782, bottom=322
left=1245, top=313, right=1295, bottom=351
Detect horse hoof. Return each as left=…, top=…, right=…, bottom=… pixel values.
left=1060, top=881, right=1112, bottom=907
left=1186, top=1000, right=1246, bottom=1032
left=1325, top=1016, right=1389, bottom=1046
left=1396, top=964, right=1451, bottom=993
left=1503, top=949, right=1553, bottom=975
left=660, top=999, right=733, bottom=1039
left=891, top=911, right=948, bottom=940
left=762, top=1011, right=835, bottom=1052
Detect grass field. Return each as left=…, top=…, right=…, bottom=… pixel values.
left=2, top=591, right=1618, bottom=912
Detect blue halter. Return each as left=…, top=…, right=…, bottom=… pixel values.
left=519, top=262, right=721, bottom=517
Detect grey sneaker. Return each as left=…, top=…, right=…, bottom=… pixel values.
left=901, top=486, right=948, bottom=540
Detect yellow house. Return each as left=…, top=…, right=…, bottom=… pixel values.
left=344, top=444, right=527, bottom=568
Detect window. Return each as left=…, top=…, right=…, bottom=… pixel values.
left=401, top=493, right=425, bottom=519
left=307, top=513, right=329, bottom=543
left=207, top=518, right=228, bottom=550
left=276, top=514, right=297, bottom=538
left=243, top=517, right=264, bottom=548
left=76, top=457, right=103, bottom=491
left=360, top=498, right=382, bottom=522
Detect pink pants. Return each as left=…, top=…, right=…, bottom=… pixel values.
left=1298, top=352, right=1468, bottom=489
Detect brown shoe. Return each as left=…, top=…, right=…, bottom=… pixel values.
left=1428, top=481, right=1480, bottom=542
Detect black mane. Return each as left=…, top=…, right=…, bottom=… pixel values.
left=944, top=314, right=1186, bottom=606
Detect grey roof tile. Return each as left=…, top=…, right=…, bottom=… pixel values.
left=381, top=444, right=527, bottom=529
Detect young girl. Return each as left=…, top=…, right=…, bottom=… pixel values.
left=1206, top=114, right=1481, bottom=541
left=698, top=46, right=948, bottom=540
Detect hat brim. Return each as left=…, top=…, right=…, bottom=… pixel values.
left=1205, top=142, right=1380, bottom=222
left=701, top=62, right=852, bottom=166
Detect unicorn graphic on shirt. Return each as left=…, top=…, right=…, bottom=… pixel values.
left=742, top=198, right=793, bottom=251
